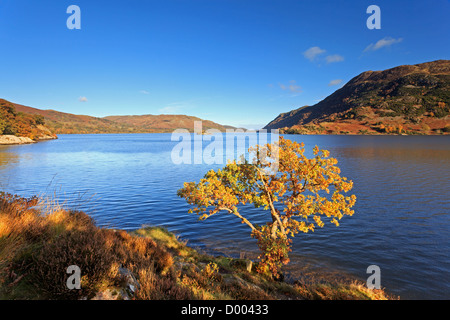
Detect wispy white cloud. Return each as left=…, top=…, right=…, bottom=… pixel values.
left=304, top=46, right=344, bottom=64
left=364, top=37, right=403, bottom=52
left=325, top=54, right=344, bottom=63
left=158, top=97, right=211, bottom=115
left=328, top=79, right=343, bottom=86
left=158, top=100, right=192, bottom=114
left=159, top=106, right=180, bottom=114
left=288, top=83, right=302, bottom=93
left=279, top=80, right=302, bottom=94
left=140, top=90, right=150, bottom=94
left=303, top=46, right=326, bottom=61
left=78, top=96, right=88, bottom=102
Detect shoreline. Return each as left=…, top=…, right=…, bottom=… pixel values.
left=0, top=192, right=395, bottom=300
left=40, top=130, right=450, bottom=136
left=0, top=135, right=57, bottom=146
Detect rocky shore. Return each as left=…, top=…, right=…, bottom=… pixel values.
left=0, top=134, right=56, bottom=145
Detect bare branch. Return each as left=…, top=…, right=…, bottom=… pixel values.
left=218, top=206, right=257, bottom=232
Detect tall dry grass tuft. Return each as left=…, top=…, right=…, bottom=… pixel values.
left=293, top=277, right=396, bottom=300
left=0, top=192, right=186, bottom=299
left=107, top=229, right=174, bottom=275
left=134, top=267, right=193, bottom=300
left=0, top=192, right=117, bottom=298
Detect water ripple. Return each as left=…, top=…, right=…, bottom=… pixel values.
left=0, top=133, right=449, bottom=299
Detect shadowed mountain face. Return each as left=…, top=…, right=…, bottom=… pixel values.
left=265, top=60, right=450, bottom=135
left=10, top=102, right=234, bottom=134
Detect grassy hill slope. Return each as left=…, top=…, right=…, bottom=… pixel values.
left=12, top=102, right=234, bottom=134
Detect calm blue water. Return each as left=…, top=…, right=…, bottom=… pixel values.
left=0, top=133, right=449, bottom=299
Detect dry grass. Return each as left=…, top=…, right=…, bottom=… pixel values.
left=134, top=267, right=193, bottom=300
left=0, top=192, right=397, bottom=300
left=293, top=277, right=398, bottom=300
left=0, top=192, right=182, bottom=299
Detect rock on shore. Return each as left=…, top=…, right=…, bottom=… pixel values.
left=0, top=135, right=35, bottom=145
left=0, top=134, right=57, bottom=145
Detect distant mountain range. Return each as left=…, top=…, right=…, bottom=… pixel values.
left=2, top=59, right=449, bottom=140
left=6, top=101, right=236, bottom=134
left=265, top=60, right=450, bottom=135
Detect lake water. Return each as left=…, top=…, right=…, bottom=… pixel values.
left=0, top=133, right=449, bottom=299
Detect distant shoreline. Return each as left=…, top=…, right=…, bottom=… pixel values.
left=42, top=131, right=450, bottom=136
left=2, top=132, right=448, bottom=147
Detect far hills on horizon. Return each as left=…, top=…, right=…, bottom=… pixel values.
left=1, top=59, right=449, bottom=140
left=1, top=99, right=238, bottom=136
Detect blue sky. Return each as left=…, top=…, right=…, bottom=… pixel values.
left=0, top=0, right=449, bottom=129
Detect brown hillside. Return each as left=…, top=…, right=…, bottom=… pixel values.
left=265, top=60, right=450, bottom=135
left=104, top=114, right=230, bottom=131
left=10, top=102, right=234, bottom=134
left=0, top=99, right=56, bottom=141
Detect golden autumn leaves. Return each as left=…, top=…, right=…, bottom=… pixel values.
left=177, top=137, right=356, bottom=278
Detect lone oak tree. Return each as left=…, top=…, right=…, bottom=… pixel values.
left=177, top=137, right=356, bottom=278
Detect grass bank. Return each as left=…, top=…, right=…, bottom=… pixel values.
left=0, top=192, right=396, bottom=300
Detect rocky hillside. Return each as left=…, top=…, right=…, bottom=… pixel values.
left=11, top=101, right=235, bottom=134
left=0, top=99, right=56, bottom=143
left=265, top=60, right=450, bottom=135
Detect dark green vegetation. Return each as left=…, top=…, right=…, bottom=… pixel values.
left=265, top=60, right=450, bottom=135
left=0, top=192, right=394, bottom=300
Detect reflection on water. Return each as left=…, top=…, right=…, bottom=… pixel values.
left=337, top=146, right=449, bottom=161
left=0, top=134, right=449, bottom=299
left=0, top=148, right=19, bottom=167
